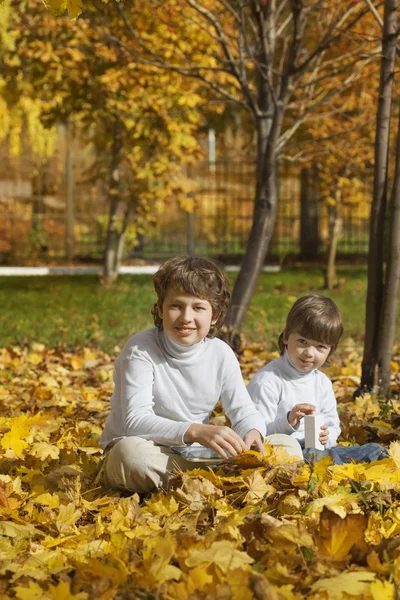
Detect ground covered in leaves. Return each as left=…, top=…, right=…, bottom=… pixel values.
left=1, top=344, right=400, bottom=600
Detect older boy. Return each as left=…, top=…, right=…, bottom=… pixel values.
left=100, top=256, right=302, bottom=493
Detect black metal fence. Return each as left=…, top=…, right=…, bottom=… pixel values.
left=0, top=159, right=372, bottom=264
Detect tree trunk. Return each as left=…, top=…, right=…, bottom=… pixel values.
left=377, top=103, right=400, bottom=397
left=324, top=207, right=341, bottom=291
left=103, top=123, right=122, bottom=282
left=361, top=0, right=398, bottom=390
left=115, top=204, right=131, bottom=273
left=300, top=165, right=320, bottom=260
left=65, top=120, right=74, bottom=263
left=224, top=117, right=280, bottom=346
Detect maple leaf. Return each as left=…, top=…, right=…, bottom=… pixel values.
left=55, top=503, right=82, bottom=534
left=144, top=493, right=179, bottom=516
left=0, top=521, right=45, bottom=540
left=1, top=414, right=32, bottom=458
left=186, top=566, right=213, bottom=593
left=310, top=571, right=376, bottom=599
left=75, top=556, right=128, bottom=587
left=316, top=511, right=368, bottom=561
left=370, top=579, right=395, bottom=600
left=49, top=580, right=87, bottom=599
left=142, top=536, right=182, bottom=583
left=14, top=581, right=45, bottom=600
left=307, top=490, right=359, bottom=520
left=31, top=442, right=60, bottom=461
left=185, top=540, right=254, bottom=574
left=243, top=470, right=275, bottom=505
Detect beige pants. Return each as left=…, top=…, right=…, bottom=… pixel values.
left=103, top=434, right=303, bottom=494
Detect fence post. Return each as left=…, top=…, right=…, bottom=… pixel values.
left=187, top=209, right=196, bottom=256
left=208, top=129, right=216, bottom=174
left=65, top=120, right=74, bottom=262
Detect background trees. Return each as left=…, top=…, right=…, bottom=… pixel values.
left=3, top=0, right=205, bottom=279
left=7, top=0, right=399, bottom=388
left=62, top=0, right=380, bottom=343
left=361, top=0, right=400, bottom=397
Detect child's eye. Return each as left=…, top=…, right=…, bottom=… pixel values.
left=195, top=306, right=205, bottom=311
left=298, top=338, right=306, bottom=344
left=319, top=345, right=328, bottom=350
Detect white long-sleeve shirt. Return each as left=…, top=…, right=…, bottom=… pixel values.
left=247, top=352, right=340, bottom=448
left=99, top=328, right=266, bottom=455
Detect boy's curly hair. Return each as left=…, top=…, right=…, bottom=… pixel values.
left=278, top=294, right=344, bottom=365
left=151, top=256, right=231, bottom=338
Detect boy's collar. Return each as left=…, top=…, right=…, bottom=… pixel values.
left=282, top=350, right=317, bottom=377
left=160, top=329, right=206, bottom=359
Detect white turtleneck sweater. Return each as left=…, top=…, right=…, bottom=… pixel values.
left=247, top=352, right=340, bottom=448
left=99, top=328, right=266, bottom=453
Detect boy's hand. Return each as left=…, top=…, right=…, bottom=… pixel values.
left=184, top=423, right=247, bottom=460
left=243, top=429, right=265, bottom=455
left=319, top=424, right=329, bottom=446
left=288, top=403, right=315, bottom=428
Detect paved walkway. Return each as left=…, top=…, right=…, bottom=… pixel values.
left=0, top=265, right=280, bottom=276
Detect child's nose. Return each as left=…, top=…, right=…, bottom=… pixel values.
left=181, top=307, right=193, bottom=322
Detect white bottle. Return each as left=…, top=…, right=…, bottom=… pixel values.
left=304, top=414, right=325, bottom=451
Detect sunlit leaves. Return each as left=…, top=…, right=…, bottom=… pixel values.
left=42, top=0, right=83, bottom=19
left=0, top=343, right=400, bottom=597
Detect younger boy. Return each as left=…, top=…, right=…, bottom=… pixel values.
left=247, top=294, right=388, bottom=464
left=100, top=256, right=302, bottom=494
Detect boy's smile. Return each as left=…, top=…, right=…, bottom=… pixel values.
left=160, top=288, right=216, bottom=345
left=284, top=331, right=331, bottom=372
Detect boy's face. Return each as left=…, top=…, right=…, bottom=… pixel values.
left=159, top=287, right=217, bottom=345
left=284, top=331, right=331, bottom=372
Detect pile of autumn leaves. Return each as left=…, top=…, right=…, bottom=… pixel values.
left=1, top=344, right=400, bottom=600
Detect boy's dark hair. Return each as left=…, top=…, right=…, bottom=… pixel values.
left=278, top=294, right=343, bottom=364
left=151, top=256, right=231, bottom=338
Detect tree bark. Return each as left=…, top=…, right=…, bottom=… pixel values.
left=65, top=120, right=74, bottom=263
left=361, top=0, right=398, bottom=389
left=104, top=123, right=122, bottom=282
left=300, top=166, right=320, bottom=260
left=115, top=203, right=131, bottom=273
left=324, top=206, right=341, bottom=291
left=377, top=102, right=400, bottom=396
left=225, top=113, right=281, bottom=342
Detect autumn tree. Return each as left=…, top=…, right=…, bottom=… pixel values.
left=4, top=0, right=204, bottom=279
left=0, top=2, right=57, bottom=159
left=361, top=0, right=400, bottom=396
left=296, top=72, right=378, bottom=290
left=46, top=0, right=381, bottom=342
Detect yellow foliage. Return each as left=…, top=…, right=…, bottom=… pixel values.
left=185, top=540, right=254, bottom=574
left=316, top=512, right=368, bottom=561
left=310, top=571, right=376, bottom=599
left=369, top=580, right=395, bottom=600
left=0, top=342, right=400, bottom=597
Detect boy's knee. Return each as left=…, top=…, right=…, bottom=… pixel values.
left=104, top=437, right=168, bottom=494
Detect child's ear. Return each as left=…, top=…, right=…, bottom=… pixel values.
left=211, top=312, right=219, bottom=326
left=282, top=330, right=288, bottom=344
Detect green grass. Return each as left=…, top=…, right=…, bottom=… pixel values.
left=0, top=266, right=394, bottom=354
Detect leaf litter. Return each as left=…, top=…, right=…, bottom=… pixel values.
left=0, top=343, right=399, bottom=599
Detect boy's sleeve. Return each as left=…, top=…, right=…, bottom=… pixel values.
left=320, top=375, right=341, bottom=448
left=120, top=348, right=189, bottom=446
left=219, top=350, right=267, bottom=439
left=247, top=373, right=296, bottom=436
